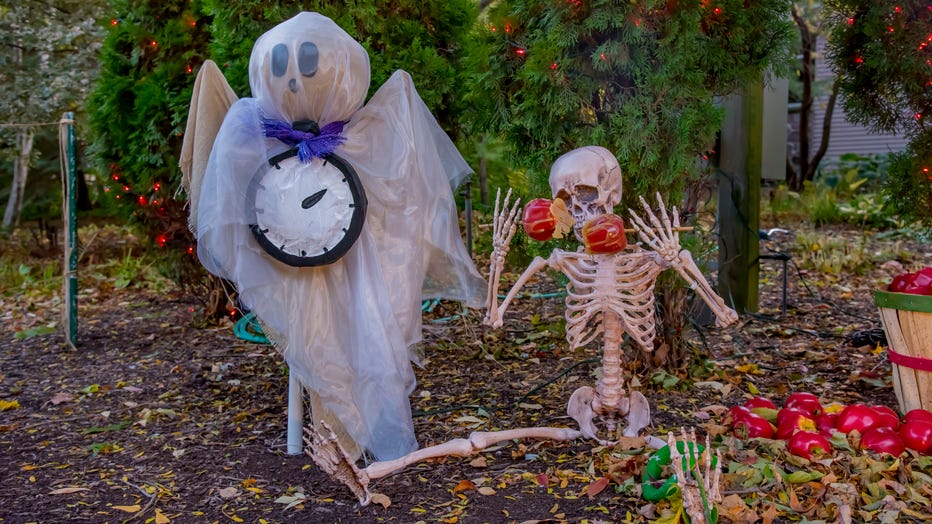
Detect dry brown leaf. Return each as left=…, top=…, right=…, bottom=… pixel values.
left=469, top=456, right=487, bottom=468
left=50, top=392, right=74, bottom=405
left=585, top=477, right=609, bottom=499
left=614, top=435, right=646, bottom=450
left=719, top=494, right=758, bottom=522
left=370, top=493, right=391, bottom=508
left=48, top=487, right=89, bottom=495
left=218, top=486, right=239, bottom=499
left=154, top=508, right=170, bottom=524
left=112, top=505, right=141, bottom=513
left=477, top=486, right=496, bottom=496
left=761, top=502, right=779, bottom=524
left=452, top=479, right=476, bottom=494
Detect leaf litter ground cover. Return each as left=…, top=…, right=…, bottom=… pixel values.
left=2, top=222, right=932, bottom=523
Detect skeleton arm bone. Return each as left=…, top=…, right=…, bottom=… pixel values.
left=486, top=254, right=554, bottom=329
left=484, top=189, right=522, bottom=327
left=670, top=250, right=738, bottom=327
left=629, top=192, right=737, bottom=327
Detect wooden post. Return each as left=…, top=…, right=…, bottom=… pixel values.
left=717, top=85, right=764, bottom=313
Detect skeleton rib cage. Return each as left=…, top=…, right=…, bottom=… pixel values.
left=555, top=248, right=665, bottom=352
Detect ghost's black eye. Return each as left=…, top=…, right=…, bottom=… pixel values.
left=271, top=44, right=288, bottom=77
left=298, top=42, right=318, bottom=77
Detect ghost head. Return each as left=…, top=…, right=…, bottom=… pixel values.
left=249, top=12, right=370, bottom=124
left=548, top=146, right=623, bottom=237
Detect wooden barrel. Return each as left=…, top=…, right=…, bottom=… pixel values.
left=874, top=290, right=932, bottom=413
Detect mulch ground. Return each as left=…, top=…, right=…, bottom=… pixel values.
left=2, top=221, right=931, bottom=523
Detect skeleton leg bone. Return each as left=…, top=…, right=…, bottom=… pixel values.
left=306, top=423, right=582, bottom=506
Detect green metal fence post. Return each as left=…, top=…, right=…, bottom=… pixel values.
left=61, top=111, right=78, bottom=349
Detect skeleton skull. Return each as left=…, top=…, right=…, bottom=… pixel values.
left=548, top=146, right=623, bottom=240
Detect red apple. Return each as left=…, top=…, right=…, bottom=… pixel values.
left=581, top=214, right=627, bottom=254
left=732, top=412, right=775, bottom=439
left=776, top=408, right=816, bottom=439
left=870, top=405, right=900, bottom=430
left=899, top=418, right=932, bottom=454
left=860, top=426, right=906, bottom=456
left=815, top=412, right=839, bottom=437
left=522, top=198, right=557, bottom=241
left=903, top=409, right=932, bottom=425
left=744, top=397, right=777, bottom=410
left=787, top=431, right=833, bottom=460
left=784, top=392, right=823, bottom=417
left=837, top=403, right=890, bottom=434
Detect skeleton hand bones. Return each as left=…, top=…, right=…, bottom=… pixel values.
left=484, top=188, right=522, bottom=328
left=629, top=193, right=739, bottom=328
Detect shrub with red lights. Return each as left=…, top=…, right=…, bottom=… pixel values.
left=825, top=1, right=932, bottom=226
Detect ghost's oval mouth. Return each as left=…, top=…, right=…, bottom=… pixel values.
left=302, top=189, right=327, bottom=209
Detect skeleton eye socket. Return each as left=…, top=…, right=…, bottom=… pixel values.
left=271, top=44, right=289, bottom=77
left=574, top=186, right=600, bottom=204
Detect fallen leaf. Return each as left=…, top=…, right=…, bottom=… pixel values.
left=585, top=477, right=609, bottom=499
left=452, top=479, right=476, bottom=494
left=478, top=487, right=496, bottom=496
left=0, top=399, right=20, bottom=411
left=518, top=403, right=543, bottom=410
left=218, top=486, right=239, bottom=499
left=370, top=493, right=391, bottom=508
left=154, top=508, right=170, bottom=523
left=48, top=487, right=89, bottom=495
left=469, top=456, right=487, bottom=468
left=50, top=392, right=74, bottom=405
left=112, top=505, right=141, bottom=513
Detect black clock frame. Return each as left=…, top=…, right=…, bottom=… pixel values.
left=247, top=150, right=368, bottom=267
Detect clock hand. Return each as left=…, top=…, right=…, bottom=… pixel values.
left=302, top=189, right=328, bottom=209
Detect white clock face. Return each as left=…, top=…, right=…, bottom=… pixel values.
left=252, top=155, right=361, bottom=262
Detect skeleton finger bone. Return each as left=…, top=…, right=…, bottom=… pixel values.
left=485, top=188, right=521, bottom=326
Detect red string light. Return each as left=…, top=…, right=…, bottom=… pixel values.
left=111, top=19, right=118, bottom=26
left=515, top=47, right=526, bottom=57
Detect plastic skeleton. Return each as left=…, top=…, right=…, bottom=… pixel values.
left=487, top=146, right=739, bottom=443
left=304, top=146, right=736, bottom=506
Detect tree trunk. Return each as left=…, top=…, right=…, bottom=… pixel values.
left=2, top=128, right=35, bottom=231
left=788, top=4, right=814, bottom=192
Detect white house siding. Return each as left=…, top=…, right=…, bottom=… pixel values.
left=809, top=37, right=909, bottom=161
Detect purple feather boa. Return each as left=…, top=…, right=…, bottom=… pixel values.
left=261, top=118, right=347, bottom=163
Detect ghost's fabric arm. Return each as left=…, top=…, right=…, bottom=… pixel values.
left=179, top=60, right=238, bottom=234
left=195, top=99, right=272, bottom=288
left=343, top=70, right=485, bottom=319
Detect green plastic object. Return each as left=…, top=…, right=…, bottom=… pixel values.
left=641, top=440, right=719, bottom=519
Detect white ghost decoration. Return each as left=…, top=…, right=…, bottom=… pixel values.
left=180, top=12, right=485, bottom=461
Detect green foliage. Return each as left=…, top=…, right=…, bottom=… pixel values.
left=793, top=231, right=889, bottom=275
left=203, top=0, right=478, bottom=136
left=85, top=0, right=211, bottom=286
left=464, top=0, right=795, bottom=208
left=823, top=0, right=932, bottom=226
